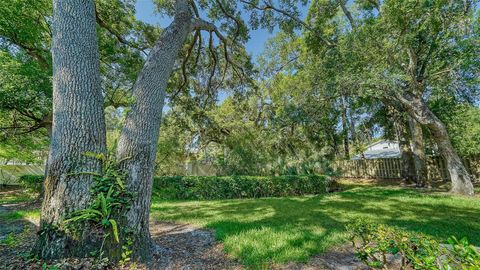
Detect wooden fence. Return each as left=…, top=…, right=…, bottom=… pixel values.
left=0, top=165, right=44, bottom=185
left=334, top=156, right=480, bottom=181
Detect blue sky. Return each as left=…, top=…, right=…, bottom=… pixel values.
left=134, top=0, right=308, bottom=59
left=134, top=1, right=308, bottom=106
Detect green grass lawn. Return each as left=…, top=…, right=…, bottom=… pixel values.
left=0, top=190, right=36, bottom=205
left=0, top=209, right=40, bottom=221
left=0, top=189, right=39, bottom=221
left=151, top=186, right=480, bottom=268
left=2, top=185, right=479, bottom=268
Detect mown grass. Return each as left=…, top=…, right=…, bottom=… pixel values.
left=2, top=184, right=479, bottom=268
left=0, top=188, right=40, bottom=222
left=0, top=190, right=36, bottom=205
left=151, top=186, right=480, bottom=268
left=0, top=209, right=40, bottom=221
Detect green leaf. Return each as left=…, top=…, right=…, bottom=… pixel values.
left=109, top=219, right=120, bottom=243
left=106, top=185, right=114, bottom=200
left=116, top=177, right=125, bottom=189
left=99, top=193, right=108, bottom=217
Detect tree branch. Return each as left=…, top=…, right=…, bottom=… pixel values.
left=95, top=7, right=148, bottom=56
left=340, top=0, right=356, bottom=29
left=207, top=31, right=218, bottom=94
left=171, top=31, right=201, bottom=101
left=214, top=0, right=243, bottom=42
left=239, top=0, right=334, bottom=47
left=191, top=18, right=247, bottom=79
left=367, top=0, right=380, bottom=12
left=8, top=34, right=49, bottom=69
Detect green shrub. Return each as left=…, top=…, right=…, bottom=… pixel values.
left=153, top=175, right=337, bottom=200
left=18, top=174, right=43, bottom=193
left=347, top=219, right=480, bottom=269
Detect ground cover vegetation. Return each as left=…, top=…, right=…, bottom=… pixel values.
left=2, top=182, right=480, bottom=268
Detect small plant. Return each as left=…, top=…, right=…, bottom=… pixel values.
left=0, top=232, right=17, bottom=247
left=446, top=236, right=480, bottom=269
left=346, top=220, right=399, bottom=268
left=347, top=220, right=480, bottom=269
left=120, top=232, right=134, bottom=265
left=64, top=152, right=133, bottom=260
left=42, top=263, right=58, bottom=270
left=0, top=226, right=31, bottom=248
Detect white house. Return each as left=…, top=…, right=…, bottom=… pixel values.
left=352, top=140, right=401, bottom=160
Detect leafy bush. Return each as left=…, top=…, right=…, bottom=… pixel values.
left=18, top=174, right=43, bottom=193
left=154, top=175, right=337, bottom=200
left=347, top=219, right=480, bottom=269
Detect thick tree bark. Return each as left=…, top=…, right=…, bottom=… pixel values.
left=408, top=116, right=428, bottom=187
left=115, top=0, right=193, bottom=261
left=35, top=0, right=106, bottom=258
left=397, top=92, right=474, bottom=195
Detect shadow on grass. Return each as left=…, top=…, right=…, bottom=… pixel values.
left=151, top=187, right=480, bottom=268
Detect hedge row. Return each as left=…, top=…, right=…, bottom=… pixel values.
left=18, top=174, right=43, bottom=192
left=153, top=175, right=337, bottom=200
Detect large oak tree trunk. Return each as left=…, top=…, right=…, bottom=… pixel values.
left=398, top=93, right=474, bottom=195
left=408, top=116, right=428, bottom=187
left=115, top=1, right=193, bottom=261
left=35, top=0, right=106, bottom=258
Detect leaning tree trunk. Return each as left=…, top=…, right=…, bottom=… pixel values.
left=397, top=92, right=474, bottom=195
left=35, top=0, right=106, bottom=259
left=115, top=2, right=193, bottom=261
left=408, top=116, right=428, bottom=187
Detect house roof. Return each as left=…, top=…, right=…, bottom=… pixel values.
left=352, top=149, right=401, bottom=160
left=364, top=140, right=399, bottom=149
left=352, top=140, right=401, bottom=160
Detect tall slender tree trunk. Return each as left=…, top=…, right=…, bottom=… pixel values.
left=397, top=92, right=474, bottom=195
left=398, top=136, right=416, bottom=183
left=408, top=116, right=428, bottom=187
left=115, top=1, right=193, bottom=261
left=38, top=116, right=52, bottom=202
left=33, top=78, right=54, bottom=204
left=340, top=95, right=350, bottom=159
left=347, top=96, right=357, bottom=151
left=391, top=110, right=416, bottom=183
left=35, top=0, right=106, bottom=258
